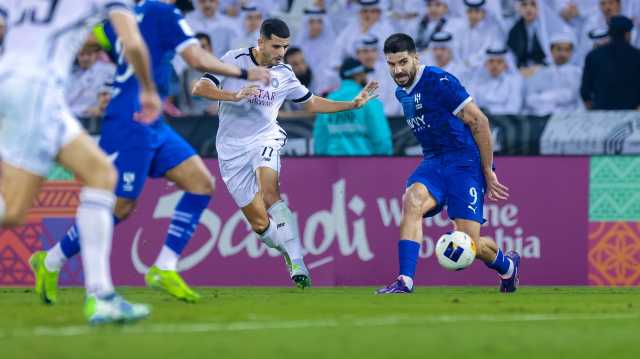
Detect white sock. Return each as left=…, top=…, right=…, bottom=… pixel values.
left=399, top=275, right=414, bottom=290
left=77, top=188, right=116, bottom=297
left=499, top=259, right=515, bottom=279
left=268, top=201, right=303, bottom=260
left=44, top=243, right=67, bottom=272
left=155, top=245, right=180, bottom=271
left=257, top=220, right=280, bottom=250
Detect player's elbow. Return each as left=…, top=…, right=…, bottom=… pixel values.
left=191, top=81, right=205, bottom=97
left=184, top=54, right=204, bottom=72
left=182, top=46, right=208, bottom=72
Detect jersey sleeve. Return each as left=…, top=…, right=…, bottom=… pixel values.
left=284, top=69, right=312, bottom=103
left=161, top=5, right=199, bottom=54
left=436, top=71, right=472, bottom=115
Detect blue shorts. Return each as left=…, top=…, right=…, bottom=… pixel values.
left=99, top=115, right=196, bottom=199
left=406, top=154, right=486, bottom=224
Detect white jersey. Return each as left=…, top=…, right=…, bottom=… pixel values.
left=202, top=47, right=312, bottom=160
left=0, top=0, right=130, bottom=83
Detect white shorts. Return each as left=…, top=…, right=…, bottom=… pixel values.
left=219, top=140, right=283, bottom=208
left=0, top=73, right=82, bottom=176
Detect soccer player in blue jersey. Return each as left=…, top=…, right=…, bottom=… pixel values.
left=30, top=0, right=270, bottom=304
left=376, top=34, right=520, bottom=294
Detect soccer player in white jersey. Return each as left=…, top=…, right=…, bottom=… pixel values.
left=193, top=18, right=379, bottom=288
left=0, top=0, right=160, bottom=324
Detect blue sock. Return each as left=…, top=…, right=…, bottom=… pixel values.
left=60, top=215, right=121, bottom=259
left=486, top=249, right=511, bottom=275
left=398, top=239, right=420, bottom=279
left=164, top=192, right=211, bottom=255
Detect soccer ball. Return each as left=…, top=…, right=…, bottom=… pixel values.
left=435, top=231, right=477, bottom=271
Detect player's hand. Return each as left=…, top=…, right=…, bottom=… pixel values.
left=247, top=67, right=270, bottom=85
left=134, top=89, right=161, bottom=124
left=485, top=171, right=509, bottom=201
left=234, top=85, right=260, bottom=101
left=352, top=81, right=379, bottom=109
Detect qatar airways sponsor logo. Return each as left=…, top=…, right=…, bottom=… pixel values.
left=247, top=89, right=277, bottom=106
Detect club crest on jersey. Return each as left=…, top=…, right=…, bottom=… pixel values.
left=271, top=78, right=280, bottom=89
left=414, top=93, right=422, bottom=110
left=122, top=172, right=136, bottom=192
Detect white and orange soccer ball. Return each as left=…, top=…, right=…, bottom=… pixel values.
left=435, top=231, right=477, bottom=271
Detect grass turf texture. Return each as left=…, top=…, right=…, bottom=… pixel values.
left=0, top=287, right=639, bottom=359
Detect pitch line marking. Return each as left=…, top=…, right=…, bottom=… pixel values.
left=1, top=313, right=639, bottom=339
left=307, top=256, right=334, bottom=269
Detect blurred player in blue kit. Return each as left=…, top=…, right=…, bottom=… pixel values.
left=30, top=0, right=270, bottom=304
left=376, top=34, right=521, bottom=294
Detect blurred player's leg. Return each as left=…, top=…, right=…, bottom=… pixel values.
left=377, top=183, right=436, bottom=294
left=454, top=219, right=520, bottom=293
left=57, top=133, right=150, bottom=323
left=0, top=163, right=45, bottom=227
left=145, top=155, right=213, bottom=303
left=0, top=164, right=53, bottom=303
left=257, top=166, right=310, bottom=289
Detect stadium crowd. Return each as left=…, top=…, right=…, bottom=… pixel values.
left=59, top=0, right=640, bottom=117
left=9, top=0, right=638, bottom=151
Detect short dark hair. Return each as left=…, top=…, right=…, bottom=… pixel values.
left=195, top=32, right=211, bottom=46
left=260, top=18, right=290, bottom=39
left=383, top=33, right=416, bottom=54
left=284, top=47, right=303, bottom=62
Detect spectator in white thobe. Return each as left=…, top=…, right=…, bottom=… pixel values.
left=411, top=0, right=453, bottom=52
left=185, top=0, right=238, bottom=57
left=66, top=46, right=115, bottom=118
left=424, top=31, right=469, bottom=84
left=329, top=0, right=395, bottom=70
left=449, top=0, right=505, bottom=72
left=230, top=4, right=263, bottom=49
left=354, top=35, right=403, bottom=116
left=294, top=6, right=340, bottom=95
left=524, top=32, right=583, bottom=116
left=467, top=46, right=524, bottom=115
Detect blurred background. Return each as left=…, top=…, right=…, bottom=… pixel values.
left=39, top=0, right=640, bottom=158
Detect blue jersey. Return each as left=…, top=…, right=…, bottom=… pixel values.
left=396, top=66, right=477, bottom=158
left=95, top=1, right=198, bottom=199
left=100, top=0, right=197, bottom=118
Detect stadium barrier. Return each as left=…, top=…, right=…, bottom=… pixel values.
left=1, top=156, right=638, bottom=287
left=79, top=110, right=640, bottom=156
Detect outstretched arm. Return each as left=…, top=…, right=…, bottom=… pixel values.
left=303, top=82, right=379, bottom=113
left=181, top=44, right=270, bottom=83
left=456, top=101, right=509, bottom=201
left=192, top=76, right=258, bottom=102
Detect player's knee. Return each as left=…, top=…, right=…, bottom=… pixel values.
left=82, top=159, right=117, bottom=190
left=114, top=199, right=137, bottom=220
left=402, top=189, right=428, bottom=217
left=193, top=174, right=215, bottom=195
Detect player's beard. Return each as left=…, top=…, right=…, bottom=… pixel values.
left=393, top=65, right=417, bottom=87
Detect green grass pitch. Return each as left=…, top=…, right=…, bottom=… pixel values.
left=1, top=287, right=639, bottom=359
